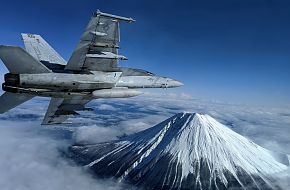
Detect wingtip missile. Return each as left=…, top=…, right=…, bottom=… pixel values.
left=94, top=9, right=136, bottom=23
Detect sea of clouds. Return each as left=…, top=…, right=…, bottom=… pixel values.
left=0, top=93, right=289, bottom=189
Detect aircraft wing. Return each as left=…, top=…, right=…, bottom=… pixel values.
left=42, top=97, right=92, bottom=125
left=65, top=10, right=135, bottom=72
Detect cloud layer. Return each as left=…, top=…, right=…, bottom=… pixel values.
left=0, top=95, right=289, bottom=189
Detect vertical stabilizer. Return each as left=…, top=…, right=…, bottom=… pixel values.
left=21, top=33, right=66, bottom=65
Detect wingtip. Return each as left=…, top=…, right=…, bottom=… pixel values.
left=21, top=33, right=37, bottom=37
left=93, top=9, right=135, bottom=22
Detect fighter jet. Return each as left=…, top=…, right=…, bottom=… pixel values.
left=0, top=10, right=183, bottom=124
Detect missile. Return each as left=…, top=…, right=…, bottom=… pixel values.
left=94, top=10, right=136, bottom=23
left=93, top=88, right=142, bottom=98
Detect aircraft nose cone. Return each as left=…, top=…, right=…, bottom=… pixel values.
left=169, top=79, right=183, bottom=87
left=173, top=80, right=184, bottom=87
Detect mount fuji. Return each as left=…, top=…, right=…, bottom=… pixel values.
left=69, top=113, right=289, bottom=190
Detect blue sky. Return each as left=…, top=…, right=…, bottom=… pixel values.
left=0, top=0, right=290, bottom=106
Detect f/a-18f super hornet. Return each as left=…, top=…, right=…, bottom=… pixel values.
left=0, top=10, right=183, bottom=124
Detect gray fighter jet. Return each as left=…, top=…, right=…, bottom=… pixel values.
left=0, top=10, right=183, bottom=124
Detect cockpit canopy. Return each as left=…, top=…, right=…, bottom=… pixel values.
left=120, top=67, right=154, bottom=76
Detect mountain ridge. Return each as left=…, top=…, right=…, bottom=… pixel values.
left=70, top=112, right=289, bottom=190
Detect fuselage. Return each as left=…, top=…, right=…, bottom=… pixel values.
left=2, top=69, right=183, bottom=99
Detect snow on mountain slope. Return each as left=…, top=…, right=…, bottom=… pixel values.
left=70, top=113, right=289, bottom=190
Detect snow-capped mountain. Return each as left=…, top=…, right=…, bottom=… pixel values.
left=70, top=113, right=289, bottom=190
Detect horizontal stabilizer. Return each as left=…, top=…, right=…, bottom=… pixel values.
left=0, top=92, right=33, bottom=114
left=0, top=45, right=51, bottom=74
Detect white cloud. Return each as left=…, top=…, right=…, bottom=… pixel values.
left=142, top=91, right=193, bottom=100
left=0, top=96, right=289, bottom=189
left=118, top=115, right=167, bottom=134
left=0, top=121, right=126, bottom=190
left=97, top=104, right=118, bottom=111
left=180, top=92, right=193, bottom=100
left=73, top=125, right=121, bottom=144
